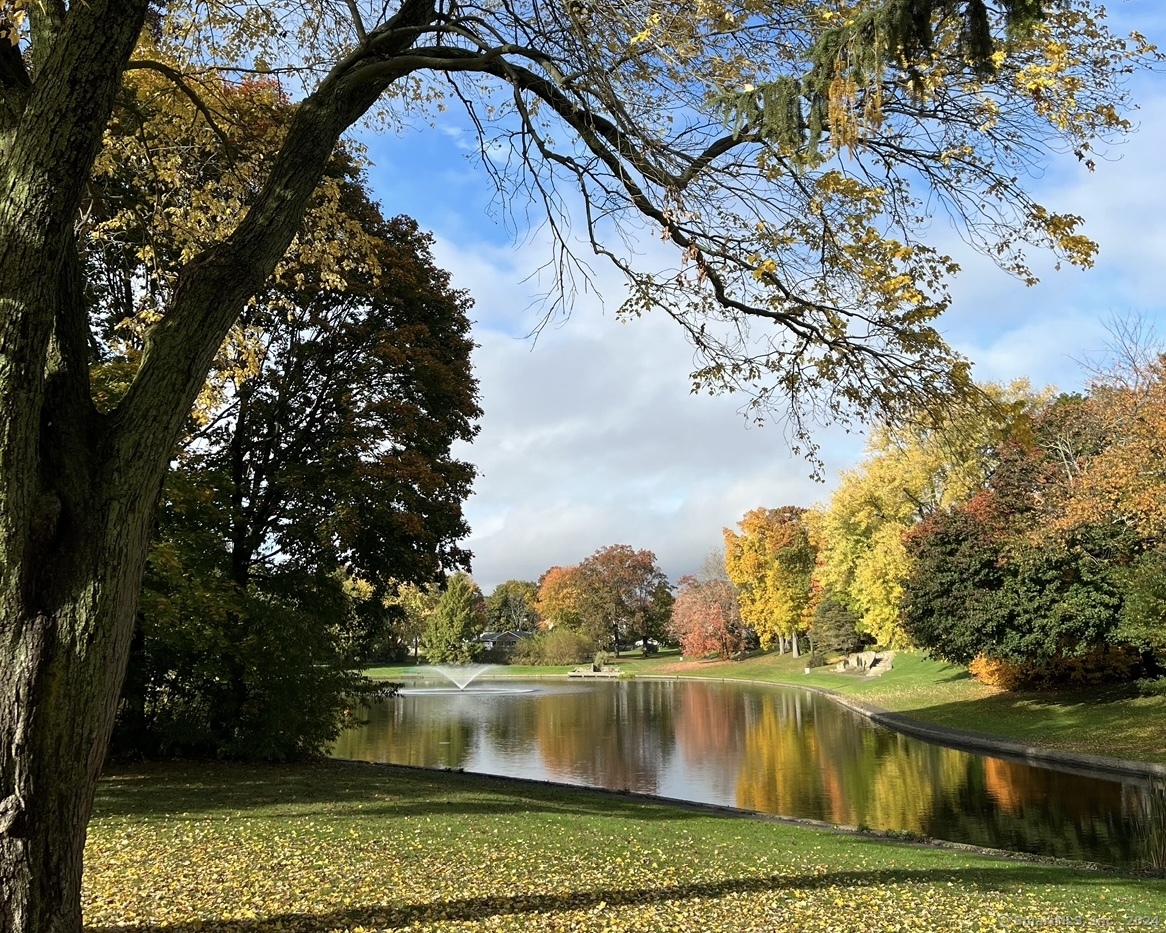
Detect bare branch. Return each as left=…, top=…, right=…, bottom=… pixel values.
left=344, top=0, right=369, bottom=42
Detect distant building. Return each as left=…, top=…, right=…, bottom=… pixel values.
left=477, top=630, right=530, bottom=656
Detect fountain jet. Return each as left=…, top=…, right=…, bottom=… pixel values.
left=429, top=663, right=494, bottom=691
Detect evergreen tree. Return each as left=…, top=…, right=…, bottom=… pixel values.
left=812, top=595, right=868, bottom=656
left=424, top=574, right=487, bottom=664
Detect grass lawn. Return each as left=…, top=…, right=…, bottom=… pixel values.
left=84, top=760, right=1166, bottom=932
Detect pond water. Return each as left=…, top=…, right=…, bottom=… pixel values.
left=331, top=678, right=1162, bottom=868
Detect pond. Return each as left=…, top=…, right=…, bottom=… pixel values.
left=331, top=677, right=1162, bottom=869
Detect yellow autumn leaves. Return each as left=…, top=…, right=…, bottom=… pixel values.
left=723, top=382, right=1039, bottom=650
left=724, top=507, right=814, bottom=651
left=82, top=761, right=1165, bottom=932
left=88, top=60, right=388, bottom=424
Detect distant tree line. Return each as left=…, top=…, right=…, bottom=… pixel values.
left=717, top=334, right=1166, bottom=687
left=412, top=545, right=676, bottom=667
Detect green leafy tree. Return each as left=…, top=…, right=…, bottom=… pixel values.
left=206, top=208, right=479, bottom=595
left=902, top=403, right=1135, bottom=673
left=487, top=580, right=542, bottom=632
left=114, top=484, right=370, bottom=760
left=382, top=581, right=443, bottom=664
left=102, top=133, right=479, bottom=759
left=423, top=573, right=487, bottom=664
left=904, top=501, right=1132, bottom=672
left=1119, top=551, right=1166, bottom=655
left=0, top=0, right=1154, bottom=924
left=512, top=627, right=596, bottom=666
left=900, top=497, right=1007, bottom=666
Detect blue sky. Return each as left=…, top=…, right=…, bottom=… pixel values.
left=356, top=4, right=1166, bottom=592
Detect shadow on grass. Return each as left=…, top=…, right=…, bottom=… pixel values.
left=927, top=670, right=975, bottom=684
left=84, top=864, right=1147, bottom=933
left=94, top=760, right=718, bottom=824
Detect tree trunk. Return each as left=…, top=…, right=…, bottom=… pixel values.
left=0, top=3, right=442, bottom=928
left=0, top=477, right=161, bottom=932
left=0, top=5, right=155, bottom=927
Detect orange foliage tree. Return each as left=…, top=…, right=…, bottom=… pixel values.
left=535, top=565, right=586, bottom=631
left=669, top=575, right=745, bottom=659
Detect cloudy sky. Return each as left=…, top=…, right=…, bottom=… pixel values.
left=359, top=5, right=1166, bottom=591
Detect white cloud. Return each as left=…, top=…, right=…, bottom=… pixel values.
left=430, top=233, right=865, bottom=589
left=939, top=91, right=1166, bottom=391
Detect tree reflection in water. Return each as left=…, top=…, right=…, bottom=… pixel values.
left=332, top=679, right=1157, bottom=868
left=1133, top=781, right=1166, bottom=872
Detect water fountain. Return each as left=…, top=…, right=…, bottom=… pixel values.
left=431, top=663, right=494, bottom=690
left=399, top=663, right=536, bottom=696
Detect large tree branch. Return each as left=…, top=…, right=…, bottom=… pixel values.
left=473, top=56, right=963, bottom=425
left=470, top=56, right=837, bottom=329
left=0, top=0, right=148, bottom=256
left=111, top=0, right=439, bottom=472
left=0, top=0, right=148, bottom=597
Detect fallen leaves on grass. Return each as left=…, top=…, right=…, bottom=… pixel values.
left=82, top=763, right=1163, bottom=932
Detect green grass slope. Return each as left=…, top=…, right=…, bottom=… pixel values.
left=85, top=761, right=1166, bottom=932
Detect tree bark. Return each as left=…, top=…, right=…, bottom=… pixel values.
left=0, top=2, right=442, bottom=928
left=0, top=3, right=154, bottom=929
left=0, top=458, right=162, bottom=932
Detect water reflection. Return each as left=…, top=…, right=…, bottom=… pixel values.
left=332, top=679, right=1159, bottom=868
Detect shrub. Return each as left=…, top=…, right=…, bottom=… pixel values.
left=114, top=572, right=372, bottom=761
left=512, top=627, right=596, bottom=665
left=969, top=646, right=1144, bottom=690
left=968, top=655, right=1031, bottom=689
left=1137, top=676, right=1166, bottom=697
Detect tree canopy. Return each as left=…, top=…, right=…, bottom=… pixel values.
left=486, top=580, right=542, bottom=632
left=723, top=365, right=1165, bottom=684
left=807, top=382, right=1036, bottom=645
left=900, top=399, right=1135, bottom=680
left=724, top=506, right=816, bottom=652
left=669, top=574, right=746, bottom=660
left=88, top=72, right=481, bottom=761
left=423, top=573, right=488, bottom=663
left=533, top=546, right=671, bottom=651
left=65, top=0, right=1156, bottom=449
